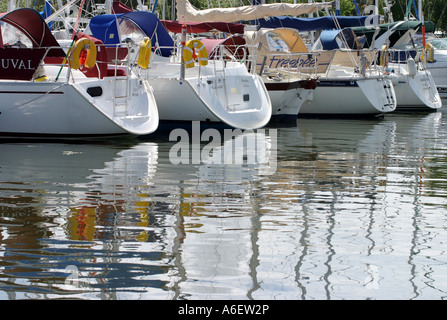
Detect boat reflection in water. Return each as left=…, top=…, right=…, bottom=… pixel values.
left=0, top=128, right=277, bottom=299
left=1, top=109, right=447, bottom=299
left=0, top=140, right=159, bottom=298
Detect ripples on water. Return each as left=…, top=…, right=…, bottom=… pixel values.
left=1, top=109, right=447, bottom=300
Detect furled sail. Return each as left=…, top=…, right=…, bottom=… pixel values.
left=176, top=0, right=334, bottom=23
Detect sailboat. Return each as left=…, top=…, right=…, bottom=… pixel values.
left=394, top=0, right=447, bottom=102
left=246, top=26, right=396, bottom=116
left=352, top=19, right=442, bottom=110
left=176, top=0, right=396, bottom=116
left=247, top=27, right=397, bottom=116
left=0, top=7, right=159, bottom=138
left=173, top=0, right=333, bottom=120
left=413, top=34, right=447, bottom=102
left=86, top=10, right=272, bottom=130
left=240, top=27, right=319, bottom=120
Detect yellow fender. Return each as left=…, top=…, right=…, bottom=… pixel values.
left=138, top=37, right=151, bottom=69
left=183, top=39, right=208, bottom=68
left=379, top=45, right=388, bottom=67
left=34, top=75, right=48, bottom=82
left=68, top=38, right=97, bottom=69
left=425, top=42, right=435, bottom=63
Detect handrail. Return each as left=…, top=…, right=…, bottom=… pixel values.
left=27, top=42, right=138, bottom=82
left=150, top=43, right=259, bottom=78
left=371, top=47, right=426, bottom=74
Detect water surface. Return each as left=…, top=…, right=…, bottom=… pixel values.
left=1, top=108, right=447, bottom=300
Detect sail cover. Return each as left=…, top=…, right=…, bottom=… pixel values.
left=258, top=15, right=377, bottom=31
left=161, top=20, right=245, bottom=34
left=176, top=0, right=334, bottom=23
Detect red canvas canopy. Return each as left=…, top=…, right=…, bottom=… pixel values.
left=0, top=8, right=66, bottom=80
left=161, top=20, right=244, bottom=34
left=112, top=0, right=133, bottom=13
left=0, top=8, right=65, bottom=57
left=0, top=17, right=3, bottom=48
left=201, top=35, right=247, bottom=60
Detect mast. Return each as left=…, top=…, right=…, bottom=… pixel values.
left=7, top=0, right=16, bottom=11
left=383, top=0, right=394, bottom=23
left=353, top=0, right=361, bottom=16
left=418, top=0, right=422, bottom=21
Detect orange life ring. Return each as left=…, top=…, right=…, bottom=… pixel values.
left=68, top=38, right=97, bottom=69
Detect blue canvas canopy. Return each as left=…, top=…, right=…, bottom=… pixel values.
left=88, top=11, right=174, bottom=57
left=258, top=15, right=378, bottom=32
left=320, top=30, right=342, bottom=49
left=88, top=14, right=120, bottom=43
left=319, top=29, right=359, bottom=50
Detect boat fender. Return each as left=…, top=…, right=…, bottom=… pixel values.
left=34, top=75, right=48, bottom=82
left=138, top=37, right=151, bottom=69
left=183, top=39, right=208, bottom=68
left=379, top=45, right=388, bottom=67
left=68, top=38, right=97, bottom=70
left=408, top=58, right=417, bottom=78
left=33, top=64, right=47, bottom=82
left=360, top=52, right=368, bottom=76
left=425, top=43, right=435, bottom=63
left=389, top=73, right=399, bottom=86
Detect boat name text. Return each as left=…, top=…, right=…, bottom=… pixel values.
left=1, top=59, right=35, bottom=71
left=267, top=55, right=316, bottom=69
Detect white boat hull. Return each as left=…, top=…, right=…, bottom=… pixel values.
left=426, top=49, right=447, bottom=101
left=389, top=66, right=442, bottom=110
left=150, top=78, right=222, bottom=122
left=0, top=68, right=159, bottom=137
left=299, top=77, right=396, bottom=115
left=265, top=79, right=317, bottom=121
left=148, top=61, right=272, bottom=129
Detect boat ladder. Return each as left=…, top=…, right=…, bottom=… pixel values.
left=213, top=68, right=226, bottom=89
left=383, top=79, right=396, bottom=107
left=113, top=76, right=130, bottom=117
left=212, top=67, right=231, bottom=109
